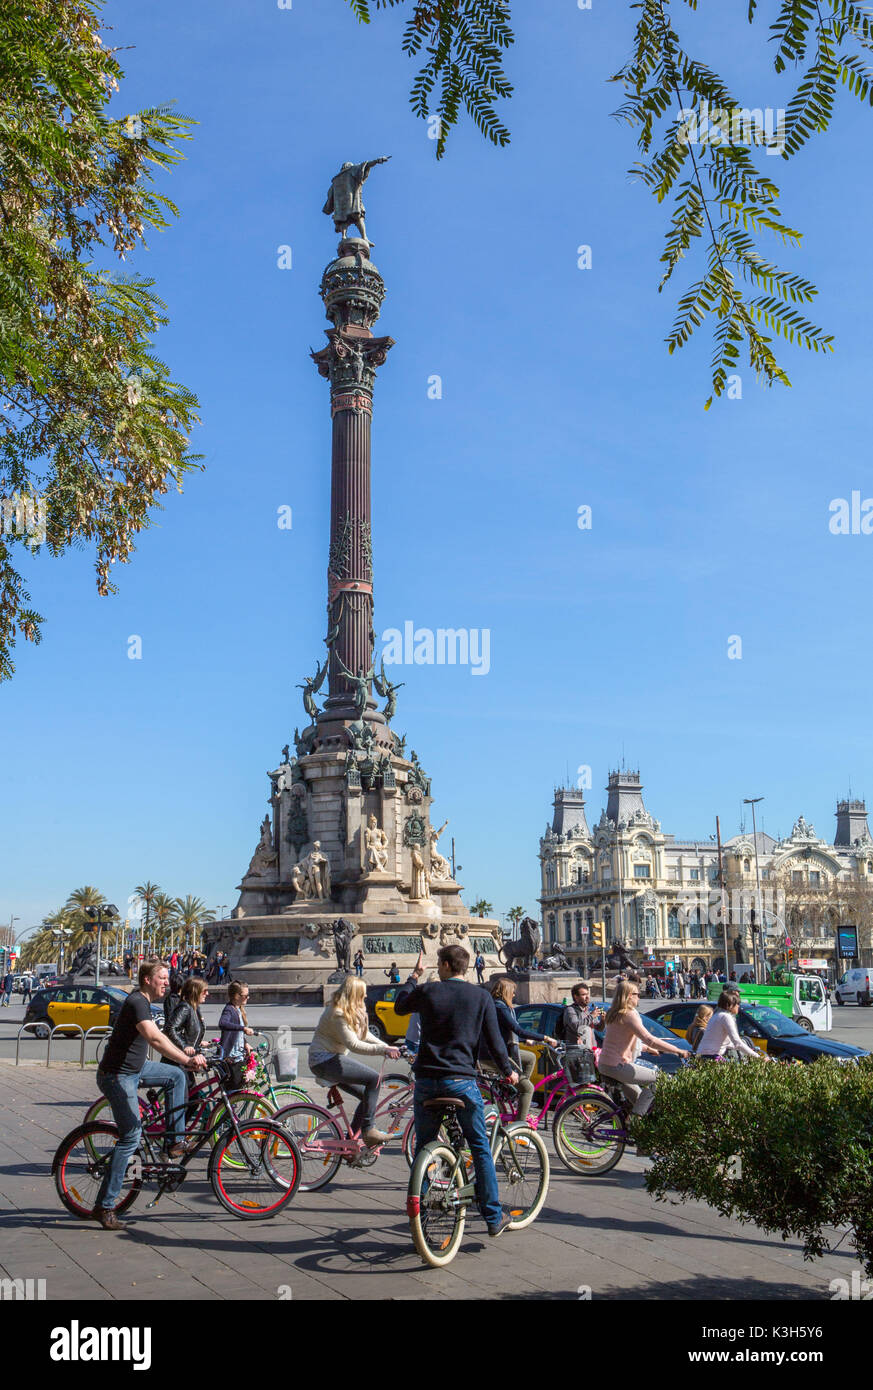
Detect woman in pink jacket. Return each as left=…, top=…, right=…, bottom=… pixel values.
left=597, top=980, right=685, bottom=1115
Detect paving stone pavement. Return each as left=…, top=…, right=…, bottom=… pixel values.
left=0, top=1062, right=857, bottom=1302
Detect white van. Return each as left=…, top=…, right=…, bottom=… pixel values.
left=835, top=967, right=873, bottom=1006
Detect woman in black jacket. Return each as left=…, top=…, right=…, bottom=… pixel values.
left=479, top=978, right=558, bottom=1122
left=161, top=978, right=208, bottom=1076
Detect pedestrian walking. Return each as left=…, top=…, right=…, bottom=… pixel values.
left=676, top=970, right=686, bottom=1001
left=353, top=949, right=364, bottom=978
left=21, top=976, right=32, bottom=1005
left=474, top=950, right=485, bottom=984
left=1, top=971, right=13, bottom=1006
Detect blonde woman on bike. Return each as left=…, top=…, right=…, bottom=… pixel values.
left=686, top=1004, right=713, bottom=1054
left=309, top=976, right=401, bottom=1146
left=597, top=980, right=685, bottom=1115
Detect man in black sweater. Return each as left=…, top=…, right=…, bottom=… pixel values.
left=395, top=943, right=519, bottom=1238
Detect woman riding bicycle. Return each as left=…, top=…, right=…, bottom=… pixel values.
left=478, top=977, right=557, bottom=1123
left=309, top=976, right=401, bottom=1146
left=597, top=980, right=685, bottom=1116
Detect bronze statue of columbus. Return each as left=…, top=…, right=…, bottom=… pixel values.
left=322, top=157, right=391, bottom=246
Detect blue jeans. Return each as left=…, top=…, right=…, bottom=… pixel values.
left=413, top=1076, right=502, bottom=1229
left=95, top=1061, right=188, bottom=1211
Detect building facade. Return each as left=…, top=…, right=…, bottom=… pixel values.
left=538, top=772, right=873, bottom=976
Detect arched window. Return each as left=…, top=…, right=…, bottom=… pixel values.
left=744, top=858, right=751, bottom=873
left=668, top=909, right=682, bottom=940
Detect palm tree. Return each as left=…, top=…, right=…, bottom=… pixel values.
left=507, top=905, right=526, bottom=939
left=151, top=892, right=180, bottom=956
left=64, top=886, right=105, bottom=951
left=134, top=881, right=161, bottom=956
left=470, top=899, right=493, bottom=919
left=174, top=896, right=215, bottom=954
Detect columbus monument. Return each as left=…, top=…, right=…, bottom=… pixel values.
left=205, top=160, right=503, bottom=1001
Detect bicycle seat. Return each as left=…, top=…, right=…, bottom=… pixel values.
left=326, top=1087, right=344, bottom=1107
left=422, top=1096, right=466, bottom=1111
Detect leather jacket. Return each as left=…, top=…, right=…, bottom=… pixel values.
left=164, top=1001, right=205, bottom=1052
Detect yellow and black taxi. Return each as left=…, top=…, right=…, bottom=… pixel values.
left=645, top=1000, right=869, bottom=1064
left=365, top=983, right=412, bottom=1042
left=23, top=983, right=157, bottom=1038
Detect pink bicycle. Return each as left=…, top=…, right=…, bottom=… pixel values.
left=477, top=1043, right=609, bottom=1145
left=271, top=1055, right=415, bottom=1191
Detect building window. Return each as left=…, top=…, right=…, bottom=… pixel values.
left=688, top=911, right=704, bottom=939
left=548, top=914, right=556, bottom=942
left=668, top=868, right=679, bottom=881
left=668, top=910, right=682, bottom=940
left=603, top=907, right=612, bottom=934
left=633, top=864, right=651, bottom=879
left=601, top=865, right=612, bottom=882
left=563, top=912, right=571, bottom=941
left=574, top=911, right=583, bottom=943
left=809, top=871, right=821, bottom=887
left=744, top=858, right=751, bottom=872
left=689, top=868, right=700, bottom=882
left=644, top=909, right=656, bottom=940
left=792, top=870, right=803, bottom=884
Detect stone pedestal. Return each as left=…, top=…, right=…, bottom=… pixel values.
left=493, top=971, right=580, bottom=1006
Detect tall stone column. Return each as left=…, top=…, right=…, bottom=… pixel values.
left=311, top=237, right=393, bottom=724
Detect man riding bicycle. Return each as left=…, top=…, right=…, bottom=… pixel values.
left=93, top=958, right=206, bottom=1230
left=395, top=944, right=519, bottom=1239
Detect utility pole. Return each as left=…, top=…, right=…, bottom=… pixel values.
left=744, top=798, right=765, bottom=984
left=716, top=816, right=729, bottom=975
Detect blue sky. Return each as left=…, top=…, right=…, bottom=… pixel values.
left=3, top=0, right=872, bottom=936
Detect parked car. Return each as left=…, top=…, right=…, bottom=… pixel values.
left=23, top=983, right=160, bottom=1039
left=365, top=983, right=411, bottom=1042
left=835, top=967, right=873, bottom=1007
left=646, top=1000, right=869, bottom=1064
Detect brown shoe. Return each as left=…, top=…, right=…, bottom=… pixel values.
left=93, top=1207, right=124, bottom=1231
left=168, top=1142, right=192, bottom=1158
left=362, top=1127, right=390, bottom=1147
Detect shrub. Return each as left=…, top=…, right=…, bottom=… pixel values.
left=634, top=1057, right=873, bottom=1273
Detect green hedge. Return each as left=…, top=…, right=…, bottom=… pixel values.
left=634, top=1057, right=873, bottom=1273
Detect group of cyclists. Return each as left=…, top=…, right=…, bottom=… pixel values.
left=81, top=945, right=766, bottom=1239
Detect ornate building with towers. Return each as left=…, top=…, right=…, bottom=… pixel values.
left=539, top=771, right=873, bottom=975
left=205, top=161, right=500, bottom=1000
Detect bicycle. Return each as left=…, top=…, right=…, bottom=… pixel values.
left=406, top=1093, right=550, bottom=1267
left=82, top=1056, right=275, bottom=1159
left=550, top=1057, right=692, bottom=1176
left=53, top=1060, right=302, bottom=1220
left=477, top=1042, right=606, bottom=1148
left=271, top=1053, right=415, bottom=1191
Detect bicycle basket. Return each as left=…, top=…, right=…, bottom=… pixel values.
left=564, top=1048, right=598, bottom=1086
left=273, top=1046, right=299, bottom=1081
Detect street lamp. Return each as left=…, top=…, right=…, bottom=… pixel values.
left=744, top=798, right=765, bottom=984
left=83, top=904, right=120, bottom=986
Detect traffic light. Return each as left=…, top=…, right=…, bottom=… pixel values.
left=591, top=921, right=605, bottom=949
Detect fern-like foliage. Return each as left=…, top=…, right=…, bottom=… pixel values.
left=345, top=0, right=873, bottom=404
left=345, top=0, right=513, bottom=158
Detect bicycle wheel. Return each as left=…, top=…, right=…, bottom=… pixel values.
left=552, top=1093, right=626, bottom=1176
left=271, top=1103, right=344, bottom=1191
left=53, top=1123, right=142, bottom=1219
left=402, top=1119, right=457, bottom=1169
left=494, top=1122, right=550, bottom=1229
left=208, top=1120, right=300, bottom=1219
left=266, top=1082, right=310, bottom=1111
left=208, top=1090, right=274, bottom=1150
left=383, top=1073, right=411, bottom=1095
left=408, top=1143, right=466, bottom=1267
